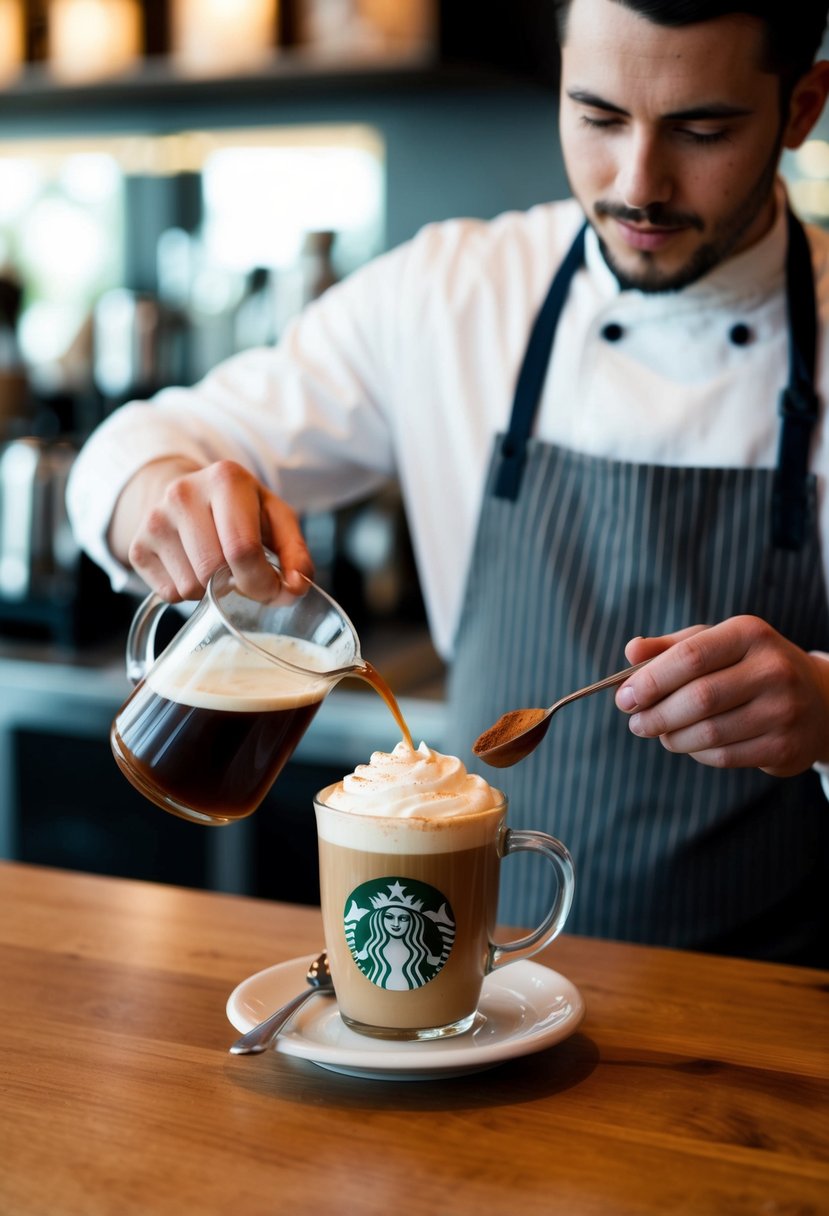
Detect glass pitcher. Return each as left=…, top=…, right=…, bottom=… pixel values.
left=111, top=555, right=362, bottom=825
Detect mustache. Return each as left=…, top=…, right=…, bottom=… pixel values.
left=595, top=201, right=705, bottom=232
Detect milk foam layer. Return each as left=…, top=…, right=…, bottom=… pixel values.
left=316, top=742, right=505, bottom=853
left=147, top=632, right=333, bottom=711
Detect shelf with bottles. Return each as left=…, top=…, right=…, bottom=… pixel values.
left=0, top=42, right=445, bottom=120
left=1, top=1, right=436, bottom=100
left=0, top=0, right=558, bottom=129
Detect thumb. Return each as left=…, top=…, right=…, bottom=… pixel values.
left=624, top=624, right=708, bottom=664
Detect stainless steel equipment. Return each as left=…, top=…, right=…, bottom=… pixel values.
left=0, top=437, right=77, bottom=603
left=0, top=436, right=128, bottom=645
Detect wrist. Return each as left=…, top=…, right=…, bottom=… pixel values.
left=808, top=651, right=829, bottom=766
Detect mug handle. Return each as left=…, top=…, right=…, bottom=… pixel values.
left=487, top=829, right=575, bottom=972
left=125, top=591, right=169, bottom=684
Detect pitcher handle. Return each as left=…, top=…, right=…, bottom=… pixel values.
left=487, top=829, right=575, bottom=972
left=125, top=591, right=169, bottom=684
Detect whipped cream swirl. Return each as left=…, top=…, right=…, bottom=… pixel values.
left=322, top=741, right=503, bottom=818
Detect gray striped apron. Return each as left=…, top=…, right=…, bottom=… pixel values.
left=447, top=212, right=829, bottom=966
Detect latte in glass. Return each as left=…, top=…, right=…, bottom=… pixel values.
left=315, top=741, right=574, bottom=1041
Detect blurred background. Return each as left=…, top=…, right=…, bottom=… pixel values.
left=0, top=0, right=825, bottom=904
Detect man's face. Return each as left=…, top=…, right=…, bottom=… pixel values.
left=559, top=0, right=788, bottom=291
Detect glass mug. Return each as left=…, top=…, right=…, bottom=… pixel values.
left=111, top=555, right=362, bottom=825
left=314, top=790, right=575, bottom=1040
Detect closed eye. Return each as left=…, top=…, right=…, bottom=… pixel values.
left=579, top=114, right=623, bottom=131
left=675, top=127, right=732, bottom=145
left=579, top=113, right=732, bottom=146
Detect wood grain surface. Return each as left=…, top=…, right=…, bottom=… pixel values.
left=1, top=861, right=827, bottom=1216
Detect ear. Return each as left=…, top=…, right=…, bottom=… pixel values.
left=783, top=60, right=829, bottom=150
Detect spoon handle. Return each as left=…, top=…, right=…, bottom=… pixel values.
left=551, top=659, right=651, bottom=713
left=229, top=987, right=323, bottom=1055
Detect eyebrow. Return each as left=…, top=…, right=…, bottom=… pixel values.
left=566, top=89, right=753, bottom=121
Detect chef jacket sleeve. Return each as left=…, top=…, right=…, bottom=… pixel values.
left=67, top=247, right=407, bottom=591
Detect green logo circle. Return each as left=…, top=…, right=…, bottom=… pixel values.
left=343, top=877, right=456, bottom=990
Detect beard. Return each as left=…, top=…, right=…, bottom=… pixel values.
left=592, top=136, right=783, bottom=294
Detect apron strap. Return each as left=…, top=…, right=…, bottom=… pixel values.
left=493, top=223, right=587, bottom=500
left=773, top=208, right=820, bottom=550
left=493, top=211, right=821, bottom=548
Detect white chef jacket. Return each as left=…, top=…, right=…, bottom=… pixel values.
left=68, top=182, right=829, bottom=665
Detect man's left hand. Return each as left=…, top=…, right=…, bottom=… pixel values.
left=615, top=617, right=829, bottom=776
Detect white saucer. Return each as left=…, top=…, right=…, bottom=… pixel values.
left=226, top=955, right=585, bottom=1081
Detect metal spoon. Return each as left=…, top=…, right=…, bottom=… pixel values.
left=228, top=951, right=334, bottom=1055
left=473, top=659, right=652, bottom=769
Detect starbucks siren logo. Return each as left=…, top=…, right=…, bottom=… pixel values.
left=344, top=878, right=455, bottom=990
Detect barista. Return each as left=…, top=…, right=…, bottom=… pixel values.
left=68, top=0, right=829, bottom=964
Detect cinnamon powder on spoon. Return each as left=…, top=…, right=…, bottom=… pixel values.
left=473, top=707, right=547, bottom=755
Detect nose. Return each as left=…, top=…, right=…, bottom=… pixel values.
left=616, top=127, right=672, bottom=210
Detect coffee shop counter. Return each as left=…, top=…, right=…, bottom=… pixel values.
left=0, top=627, right=447, bottom=899
left=3, top=861, right=828, bottom=1216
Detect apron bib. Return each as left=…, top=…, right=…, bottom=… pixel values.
left=448, top=214, right=829, bottom=966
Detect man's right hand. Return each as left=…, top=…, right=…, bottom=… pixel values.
left=108, top=457, right=314, bottom=602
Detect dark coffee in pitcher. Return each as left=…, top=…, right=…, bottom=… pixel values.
left=111, top=633, right=331, bottom=824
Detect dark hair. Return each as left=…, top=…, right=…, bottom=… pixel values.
left=554, top=2, right=828, bottom=87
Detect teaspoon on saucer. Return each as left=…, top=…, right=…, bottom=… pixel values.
left=229, top=951, right=334, bottom=1054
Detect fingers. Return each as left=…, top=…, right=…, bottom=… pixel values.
left=207, top=470, right=284, bottom=600
left=127, top=460, right=314, bottom=602
left=260, top=493, right=315, bottom=594
left=616, top=622, right=747, bottom=714
left=623, top=624, right=708, bottom=667
left=614, top=617, right=829, bottom=775
left=128, top=473, right=216, bottom=601
left=632, top=698, right=764, bottom=766
left=621, top=631, right=715, bottom=731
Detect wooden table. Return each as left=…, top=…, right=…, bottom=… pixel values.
left=1, top=862, right=827, bottom=1216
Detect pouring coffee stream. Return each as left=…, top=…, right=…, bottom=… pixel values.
left=351, top=659, right=413, bottom=751
left=473, top=660, right=652, bottom=768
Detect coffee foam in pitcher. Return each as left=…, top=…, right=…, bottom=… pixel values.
left=147, top=632, right=333, bottom=711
